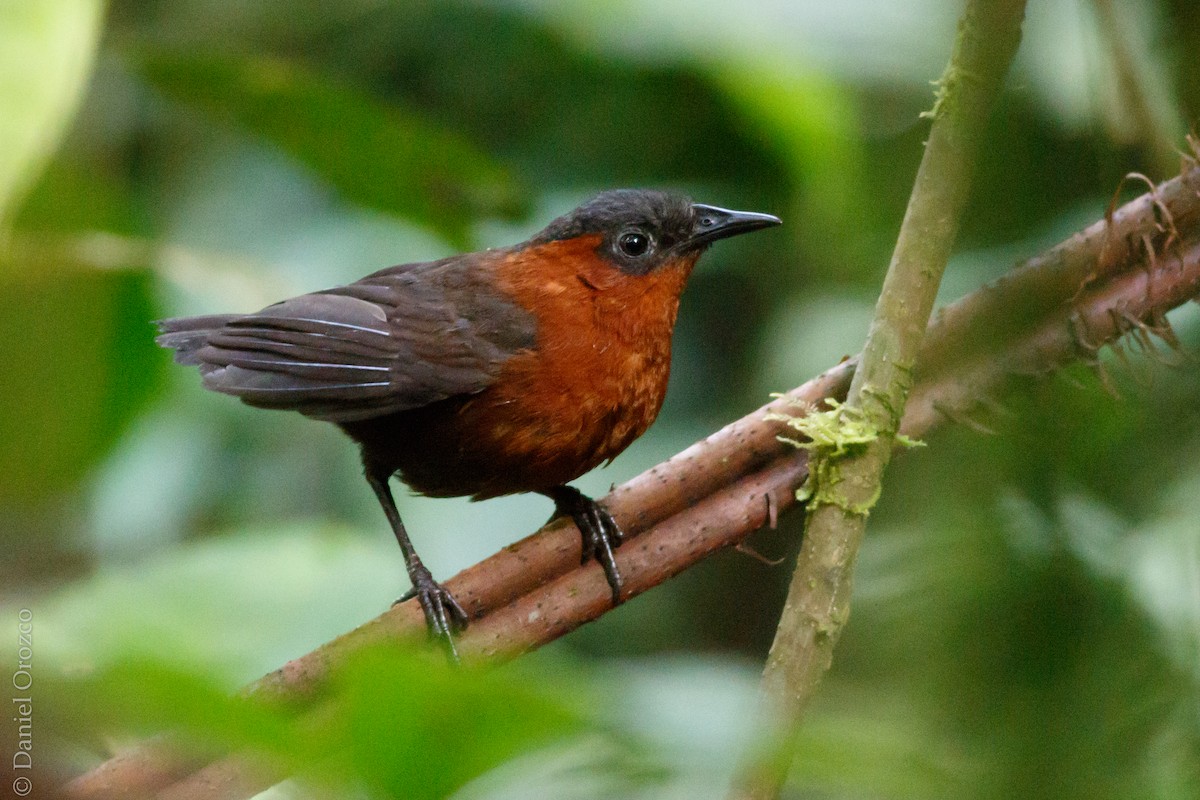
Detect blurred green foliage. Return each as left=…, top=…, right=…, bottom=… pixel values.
left=49, top=645, right=599, bottom=799
left=0, top=263, right=160, bottom=506
left=1, top=0, right=1199, bottom=798
left=136, top=50, right=527, bottom=246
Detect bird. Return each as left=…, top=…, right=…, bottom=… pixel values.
left=157, top=189, right=781, bottom=657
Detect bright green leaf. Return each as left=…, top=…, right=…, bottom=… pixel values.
left=0, top=0, right=105, bottom=225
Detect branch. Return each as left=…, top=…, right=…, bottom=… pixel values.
left=65, top=162, right=1200, bottom=800
left=731, top=2, right=1028, bottom=797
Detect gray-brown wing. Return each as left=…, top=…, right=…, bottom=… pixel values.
left=156, top=259, right=536, bottom=422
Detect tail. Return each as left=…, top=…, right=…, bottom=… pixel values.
left=155, top=314, right=242, bottom=365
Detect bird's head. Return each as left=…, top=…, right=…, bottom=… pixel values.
left=530, top=189, right=781, bottom=278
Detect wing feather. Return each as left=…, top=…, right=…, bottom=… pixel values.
left=156, top=255, right=536, bottom=422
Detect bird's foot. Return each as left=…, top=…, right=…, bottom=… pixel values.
left=394, top=564, right=468, bottom=662
left=546, top=486, right=625, bottom=606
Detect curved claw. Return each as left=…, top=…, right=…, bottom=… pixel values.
left=397, top=566, right=468, bottom=662
left=544, top=486, right=626, bottom=606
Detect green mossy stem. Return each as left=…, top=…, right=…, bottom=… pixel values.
left=768, top=397, right=922, bottom=515
left=730, top=3, right=1028, bottom=799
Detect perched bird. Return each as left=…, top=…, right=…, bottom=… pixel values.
left=157, top=189, right=780, bottom=655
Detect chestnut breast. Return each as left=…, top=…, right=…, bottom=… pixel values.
left=388, top=236, right=698, bottom=499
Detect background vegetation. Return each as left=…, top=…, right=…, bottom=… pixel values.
left=2, top=0, right=1198, bottom=797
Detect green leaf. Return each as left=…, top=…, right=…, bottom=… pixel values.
left=47, top=647, right=587, bottom=799
left=14, top=156, right=147, bottom=238
left=0, top=0, right=105, bottom=225
left=316, top=647, right=585, bottom=799
left=44, top=659, right=310, bottom=757
left=134, top=51, right=527, bottom=247
left=0, top=254, right=162, bottom=505
left=9, top=524, right=641, bottom=797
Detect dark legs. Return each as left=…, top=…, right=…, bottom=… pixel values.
left=541, top=485, right=625, bottom=606
left=364, top=466, right=467, bottom=660
left=362, top=469, right=620, bottom=659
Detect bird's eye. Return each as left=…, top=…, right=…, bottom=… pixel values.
left=617, top=231, right=652, bottom=258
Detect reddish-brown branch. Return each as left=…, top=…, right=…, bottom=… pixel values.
left=244, top=360, right=857, bottom=702
left=66, top=166, right=1200, bottom=800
